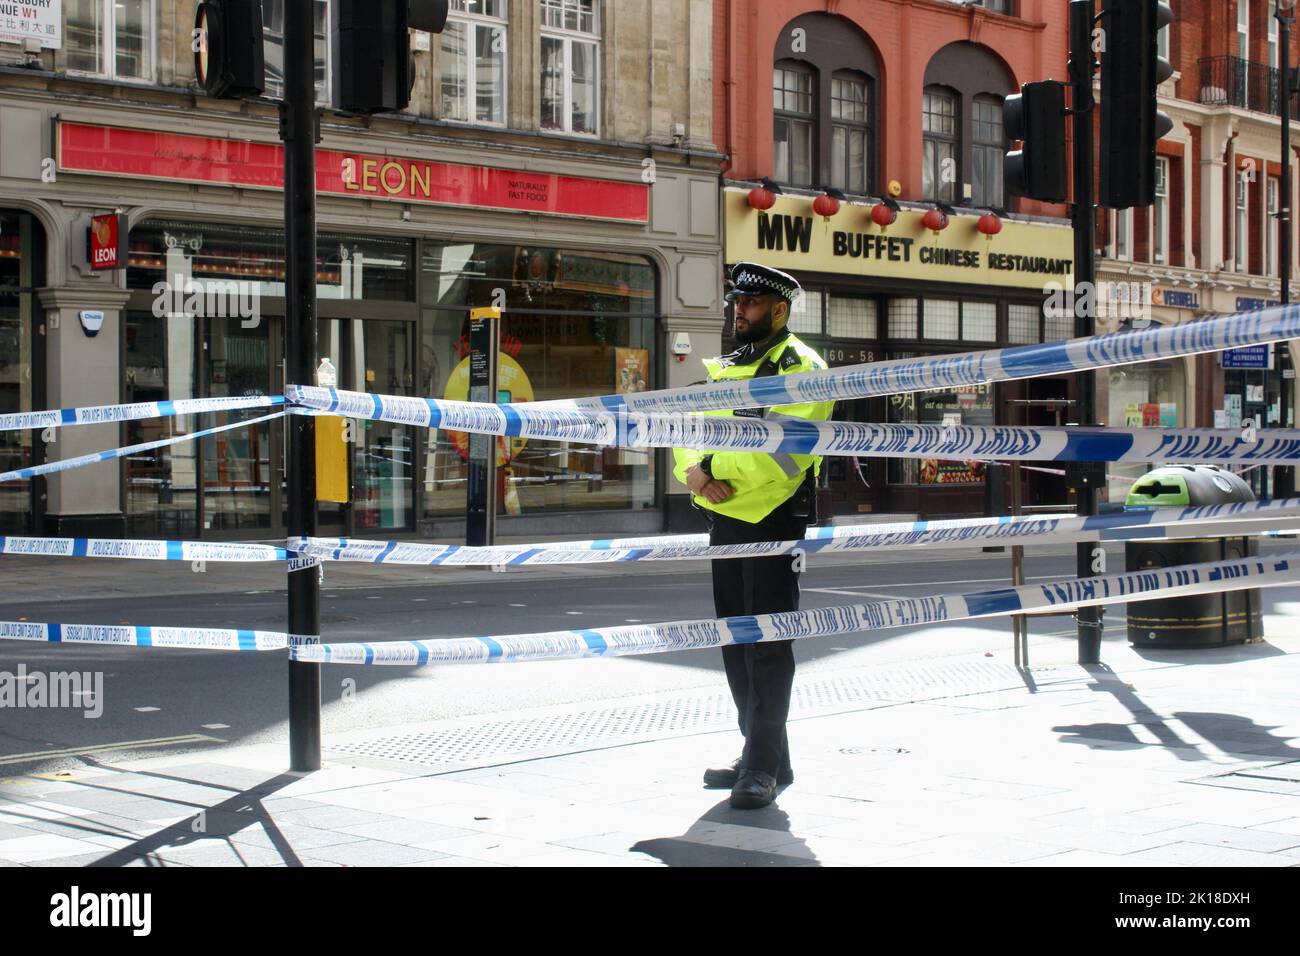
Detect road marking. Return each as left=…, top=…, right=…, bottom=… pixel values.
left=565, top=611, right=583, bottom=615
left=0, top=734, right=224, bottom=767
left=134, top=706, right=160, bottom=713
left=201, top=723, right=230, bottom=730
left=804, top=587, right=905, bottom=600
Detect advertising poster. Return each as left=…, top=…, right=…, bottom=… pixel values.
left=1124, top=403, right=1142, bottom=426
left=920, top=459, right=986, bottom=485
left=1159, top=403, right=1177, bottom=428
left=1225, top=394, right=1243, bottom=429
left=615, top=347, right=650, bottom=394
left=1142, top=403, right=1161, bottom=427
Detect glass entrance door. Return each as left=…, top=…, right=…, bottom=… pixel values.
left=349, top=319, right=415, bottom=533
left=202, top=316, right=278, bottom=535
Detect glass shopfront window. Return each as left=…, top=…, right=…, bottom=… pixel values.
left=421, top=242, right=656, bottom=519
left=0, top=211, right=42, bottom=533
left=127, top=221, right=414, bottom=303
left=126, top=219, right=417, bottom=537
left=1107, top=358, right=1186, bottom=487
left=887, top=351, right=994, bottom=487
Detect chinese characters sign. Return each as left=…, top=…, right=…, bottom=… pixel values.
left=0, top=0, right=60, bottom=49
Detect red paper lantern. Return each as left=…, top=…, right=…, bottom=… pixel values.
left=812, top=193, right=841, bottom=219
left=977, top=212, right=1002, bottom=237
left=922, top=207, right=949, bottom=233
left=870, top=204, right=897, bottom=229
left=747, top=186, right=777, bottom=210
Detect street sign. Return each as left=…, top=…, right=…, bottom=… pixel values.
left=466, top=306, right=501, bottom=547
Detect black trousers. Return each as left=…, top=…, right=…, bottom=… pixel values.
left=708, top=503, right=809, bottom=777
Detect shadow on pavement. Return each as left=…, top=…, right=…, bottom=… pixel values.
left=1051, top=665, right=1300, bottom=761
left=1172, top=711, right=1300, bottom=759
left=59, top=764, right=307, bottom=867
left=630, top=796, right=819, bottom=867
left=1130, top=640, right=1287, bottom=665
left=1051, top=663, right=1210, bottom=762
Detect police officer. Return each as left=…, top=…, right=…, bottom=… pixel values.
left=672, top=262, right=835, bottom=809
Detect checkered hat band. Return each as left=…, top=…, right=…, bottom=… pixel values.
left=734, top=272, right=797, bottom=299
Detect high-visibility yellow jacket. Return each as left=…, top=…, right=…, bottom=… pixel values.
left=672, top=330, right=835, bottom=523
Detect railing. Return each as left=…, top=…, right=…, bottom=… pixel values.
left=1199, top=55, right=1288, bottom=116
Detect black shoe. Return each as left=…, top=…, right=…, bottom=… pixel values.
left=729, top=770, right=779, bottom=809
left=704, top=759, right=793, bottom=790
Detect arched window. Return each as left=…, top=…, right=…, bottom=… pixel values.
left=922, top=87, right=959, bottom=202
left=971, top=94, right=1005, bottom=207
left=831, top=71, right=871, bottom=194
left=923, top=42, right=1016, bottom=207
left=772, top=14, right=880, bottom=193
left=773, top=61, right=816, bottom=187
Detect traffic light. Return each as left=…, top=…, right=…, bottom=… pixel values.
left=193, top=0, right=265, bottom=99
left=332, top=0, right=449, bottom=114
left=1003, top=80, right=1068, bottom=202
left=1099, top=0, right=1174, bottom=208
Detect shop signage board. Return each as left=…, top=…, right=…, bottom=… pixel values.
left=724, top=190, right=1073, bottom=290
left=56, top=121, right=649, bottom=223
left=0, top=0, right=61, bottom=49
left=86, top=212, right=125, bottom=270
left=1220, top=344, right=1273, bottom=369
left=1151, top=288, right=1199, bottom=309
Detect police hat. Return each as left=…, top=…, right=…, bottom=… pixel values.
left=725, top=262, right=802, bottom=303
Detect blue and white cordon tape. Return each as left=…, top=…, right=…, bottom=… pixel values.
left=288, top=550, right=1300, bottom=666
left=4, top=549, right=1296, bottom=659
left=290, top=498, right=1300, bottom=568
left=537, top=303, right=1300, bottom=414
left=0, top=394, right=285, bottom=433
left=288, top=385, right=1300, bottom=466
left=0, top=410, right=286, bottom=483
left=0, top=536, right=284, bottom=562
left=0, top=620, right=288, bottom=652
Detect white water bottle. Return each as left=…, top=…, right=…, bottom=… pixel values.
left=316, top=357, right=337, bottom=388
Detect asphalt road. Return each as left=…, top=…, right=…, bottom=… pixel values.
left=1, top=546, right=1295, bottom=772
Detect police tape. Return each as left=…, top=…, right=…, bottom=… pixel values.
left=287, top=550, right=1300, bottom=666
left=0, top=620, right=288, bottom=652
left=290, top=498, right=1300, bottom=568
left=540, top=304, right=1300, bottom=414
left=0, top=395, right=285, bottom=433
left=290, top=304, right=1300, bottom=424
left=287, top=386, right=1300, bottom=465
left=0, top=410, right=287, bottom=483
left=5, top=550, right=1294, bottom=659
left=0, top=537, right=285, bottom=562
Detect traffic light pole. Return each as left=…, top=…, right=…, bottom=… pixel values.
left=1070, top=0, right=1103, bottom=665
left=285, top=0, right=321, bottom=772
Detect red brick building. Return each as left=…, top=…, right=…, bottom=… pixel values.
left=1097, top=0, right=1300, bottom=498
left=713, top=0, right=1075, bottom=517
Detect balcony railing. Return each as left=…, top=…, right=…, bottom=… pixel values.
left=1199, top=55, right=1291, bottom=116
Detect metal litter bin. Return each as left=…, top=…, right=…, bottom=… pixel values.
left=1124, top=465, right=1262, bottom=647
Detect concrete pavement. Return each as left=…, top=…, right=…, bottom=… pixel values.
left=3, top=616, right=1299, bottom=867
